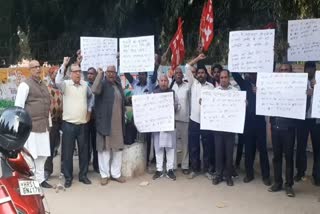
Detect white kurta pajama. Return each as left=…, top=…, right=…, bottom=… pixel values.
left=152, top=131, right=176, bottom=171
left=152, top=90, right=179, bottom=172
left=15, top=82, right=51, bottom=183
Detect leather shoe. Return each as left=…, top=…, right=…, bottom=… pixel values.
left=41, top=181, right=53, bottom=189
left=268, top=184, right=282, bottom=192
left=262, top=177, right=272, bottom=186
left=212, top=176, right=222, bottom=185
left=64, top=180, right=72, bottom=188
left=285, top=186, right=295, bottom=197
left=79, top=177, right=92, bottom=185
left=243, top=176, right=254, bottom=183
left=314, top=179, right=320, bottom=186
left=226, top=178, right=234, bottom=186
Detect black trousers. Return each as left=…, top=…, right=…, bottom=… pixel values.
left=62, top=121, right=89, bottom=181
left=244, top=125, right=270, bottom=179
left=87, top=119, right=98, bottom=171
left=235, top=134, right=244, bottom=166
left=188, top=119, right=215, bottom=172
left=214, top=131, right=235, bottom=178
left=296, top=119, right=320, bottom=181
left=45, top=120, right=62, bottom=175
left=271, top=127, right=295, bottom=187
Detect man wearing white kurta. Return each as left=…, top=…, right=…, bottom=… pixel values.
left=152, top=74, right=179, bottom=181
left=171, top=67, right=191, bottom=174
left=15, top=60, right=52, bottom=188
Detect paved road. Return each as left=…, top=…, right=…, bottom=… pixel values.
left=42, top=155, right=320, bottom=214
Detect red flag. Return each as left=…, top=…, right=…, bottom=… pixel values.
left=169, top=17, right=185, bottom=70
left=199, top=2, right=208, bottom=35
left=199, top=0, right=214, bottom=52
left=262, top=22, right=276, bottom=29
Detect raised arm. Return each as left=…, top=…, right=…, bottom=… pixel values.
left=185, top=53, right=206, bottom=86
left=188, top=53, right=206, bottom=67
left=231, top=72, right=246, bottom=89
left=55, top=57, right=70, bottom=93
left=91, top=68, right=104, bottom=95
left=124, top=73, right=134, bottom=84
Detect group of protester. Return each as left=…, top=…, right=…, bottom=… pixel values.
left=14, top=50, right=319, bottom=198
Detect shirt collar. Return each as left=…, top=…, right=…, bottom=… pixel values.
left=217, top=84, right=233, bottom=90
left=175, top=81, right=187, bottom=87
left=72, top=80, right=82, bottom=86
left=196, top=81, right=211, bottom=86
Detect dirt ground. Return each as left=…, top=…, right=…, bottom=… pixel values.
left=41, top=154, right=320, bottom=214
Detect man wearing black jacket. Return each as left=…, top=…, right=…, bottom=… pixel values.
left=268, top=63, right=299, bottom=197
left=295, top=61, right=320, bottom=186
left=232, top=72, right=271, bottom=186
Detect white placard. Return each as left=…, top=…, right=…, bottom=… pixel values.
left=80, top=37, right=117, bottom=71
left=200, top=90, right=247, bottom=134
left=132, top=92, right=174, bottom=132
left=256, top=72, right=308, bottom=120
left=288, top=19, right=320, bottom=61
left=119, top=35, right=155, bottom=73
left=228, top=29, right=275, bottom=73
left=311, top=71, right=320, bottom=118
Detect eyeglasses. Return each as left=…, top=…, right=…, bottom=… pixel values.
left=106, top=70, right=116, bottom=75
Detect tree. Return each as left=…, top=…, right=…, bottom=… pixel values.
left=1, top=0, right=320, bottom=64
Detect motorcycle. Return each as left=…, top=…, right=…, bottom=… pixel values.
left=0, top=106, right=49, bottom=214
left=0, top=148, right=47, bottom=214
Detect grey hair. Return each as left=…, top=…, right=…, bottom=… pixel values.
left=158, top=73, right=169, bottom=81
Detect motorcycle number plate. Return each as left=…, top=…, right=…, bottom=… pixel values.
left=18, top=180, right=42, bottom=196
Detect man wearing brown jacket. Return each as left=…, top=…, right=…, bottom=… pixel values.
left=15, top=60, right=52, bottom=188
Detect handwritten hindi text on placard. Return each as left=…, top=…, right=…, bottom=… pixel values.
left=288, top=19, right=320, bottom=61
left=80, top=37, right=117, bottom=71
left=228, top=29, right=275, bottom=73
left=256, top=73, right=308, bottom=120
left=132, top=92, right=174, bottom=133
left=120, top=35, right=155, bottom=73
left=200, top=90, right=246, bottom=134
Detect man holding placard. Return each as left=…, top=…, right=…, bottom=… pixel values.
left=124, top=54, right=160, bottom=95
left=185, top=54, right=215, bottom=180
left=295, top=62, right=320, bottom=186
left=268, top=63, right=299, bottom=197
left=212, top=69, right=238, bottom=187
left=152, top=74, right=179, bottom=181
